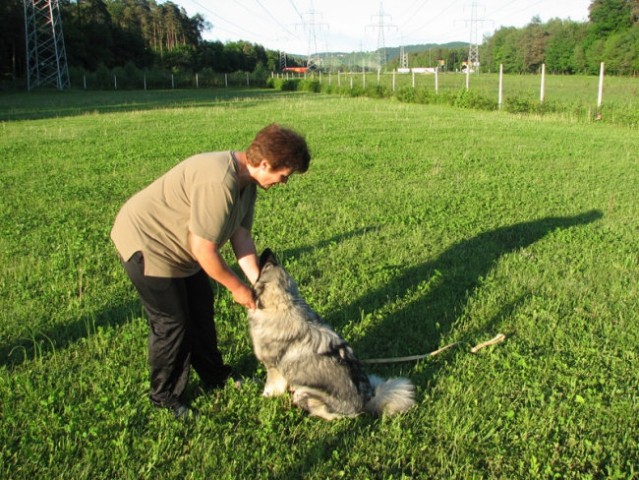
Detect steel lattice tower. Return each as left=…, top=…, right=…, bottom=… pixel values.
left=23, top=0, right=70, bottom=90
left=400, top=45, right=408, bottom=69
left=367, top=2, right=396, bottom=71
left=297, top=0, right=326, bottom=70
left=467, top=1, right=482, bottom=73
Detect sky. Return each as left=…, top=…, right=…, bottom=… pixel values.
left=176, top=0, right=593, bottom=55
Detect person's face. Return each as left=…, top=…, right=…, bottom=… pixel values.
left=255, top=161, right=294, bottom=190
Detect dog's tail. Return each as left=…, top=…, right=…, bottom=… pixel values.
left=364, top=375, right=416, bottom=416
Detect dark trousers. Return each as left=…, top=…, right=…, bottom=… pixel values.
left=121, top=252, right=231, bottom=408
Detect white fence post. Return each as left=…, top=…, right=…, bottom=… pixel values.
left=597, top=62, right=605, bottom=109
left=498, top=64, right=503, bottom=109
left=435, top=67, right=439, bottom=95
left=540, top=64, right=546, bottom=104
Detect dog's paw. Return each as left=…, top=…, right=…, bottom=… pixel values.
left=263, top=370, right=288, bottom=397
left=263, top=384, right=287, bottom=397
left=263, top=380, right=288, bottom=397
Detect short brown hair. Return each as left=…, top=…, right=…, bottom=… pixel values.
left=246, top=123, right=310, bottom=173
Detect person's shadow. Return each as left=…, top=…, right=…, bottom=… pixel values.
left=333, top=209, right=604, bottom=362
left=273, top=209, right=604, bottom=478
left=0, top=227, right=379, bottom=369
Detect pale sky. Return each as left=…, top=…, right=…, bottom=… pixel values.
left=176, top=0, right=592, bottom=54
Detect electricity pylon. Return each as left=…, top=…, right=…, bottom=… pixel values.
left=23, top=0, right=70, bottom=90
left=296, top=0, right=327, bottom=70
left=400, top=45, right=408, bottom=69
left=367, top=2, right=397, bottom=71
left=467, top=1, right=480, bottom=73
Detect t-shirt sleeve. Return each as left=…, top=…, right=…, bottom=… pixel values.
left=240, top=187, right=256, bottom=230
left=189, top=181, right=233, bottom=244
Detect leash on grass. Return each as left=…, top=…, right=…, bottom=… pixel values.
left=361, top=333, right=507, bottom=364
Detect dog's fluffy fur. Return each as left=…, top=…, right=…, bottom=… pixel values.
left=248, top=249, right=416, bottom=420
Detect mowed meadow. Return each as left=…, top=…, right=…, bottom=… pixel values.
left=1, top=88, right=638, bottom=479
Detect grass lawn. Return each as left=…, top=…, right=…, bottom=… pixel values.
left=1, top=89, right=638, bottom=479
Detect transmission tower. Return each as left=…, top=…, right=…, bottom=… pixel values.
left=296, top=1, right=327, bottom=70
left=279, top=51, right=287, bottom=70
left=467, top=2, right=480, bottom=72
left=400, top=45, right=408, bottom=69
left=23, top=0, right=70, bottom=90
left=463, top=1, right=492, bottom=74
left=367, top=2, right=397, bottom=71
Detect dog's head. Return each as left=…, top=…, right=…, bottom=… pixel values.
left=252, top=248, right=300, bottom=310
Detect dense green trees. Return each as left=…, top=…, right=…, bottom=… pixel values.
left=1, top=0, right=638, bottom=86
left=482, top=0, right=639, bottom=74
left=0, top=0, right=280, bottom=84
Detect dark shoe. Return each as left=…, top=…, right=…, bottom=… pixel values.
left=151, top=394, right=198, bottom=421
left=172, top=403, right=198, bottom=421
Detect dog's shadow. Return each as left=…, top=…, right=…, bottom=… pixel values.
left=326, top=210, right=603, bottom=367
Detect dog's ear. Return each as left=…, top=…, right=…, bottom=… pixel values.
left=259, top=248, right=278, bottom=269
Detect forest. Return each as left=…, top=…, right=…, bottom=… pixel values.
left=1, top=0, right=638, bottom=86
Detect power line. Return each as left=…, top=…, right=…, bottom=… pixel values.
left=255, top=0, right=300, bottom=39
left=401, top=0, right=462, bottom=40
left=186, top=0, right=272, bottom=41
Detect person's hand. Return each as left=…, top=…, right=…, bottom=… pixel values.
left=231, top=283, right=256, bottom=310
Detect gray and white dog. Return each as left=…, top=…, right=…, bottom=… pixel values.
left=248, top=249, right=416, bottom=420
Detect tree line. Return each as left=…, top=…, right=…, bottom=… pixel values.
left=483, top=0, right=639, bottom=75
left=1, top=0, right=638, bottom=86
left=0, top=0, right=291, bottom=84
left=392, top=0, right=639, bottom=75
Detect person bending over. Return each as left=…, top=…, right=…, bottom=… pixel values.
left=111, top=123, right=311, bottom=419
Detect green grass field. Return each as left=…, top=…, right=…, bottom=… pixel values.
left=1, top=88, right=638, bottom=479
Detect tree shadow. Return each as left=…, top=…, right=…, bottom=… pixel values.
left=0, top=89, right=293, bottom=122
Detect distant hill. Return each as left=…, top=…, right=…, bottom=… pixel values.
left=285, top=42, right=470, bottom=66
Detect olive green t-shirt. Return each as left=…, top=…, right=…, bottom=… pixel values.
left=110, top=151, right=256, bottom=277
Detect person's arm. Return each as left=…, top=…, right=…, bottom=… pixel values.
left=230, top=226, right=260, bottom=285
left=189, top=232, right=256, bottom=309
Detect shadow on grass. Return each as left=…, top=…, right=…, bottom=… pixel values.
left=0, top=302, right=142, bottom=368
left=275, top=209, right=603, bottom=479
left=340, top=209, right=604, bottom=359
left=0, top=88, right=295, bottom=122
left=0, top=227, right=376, bottom=370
